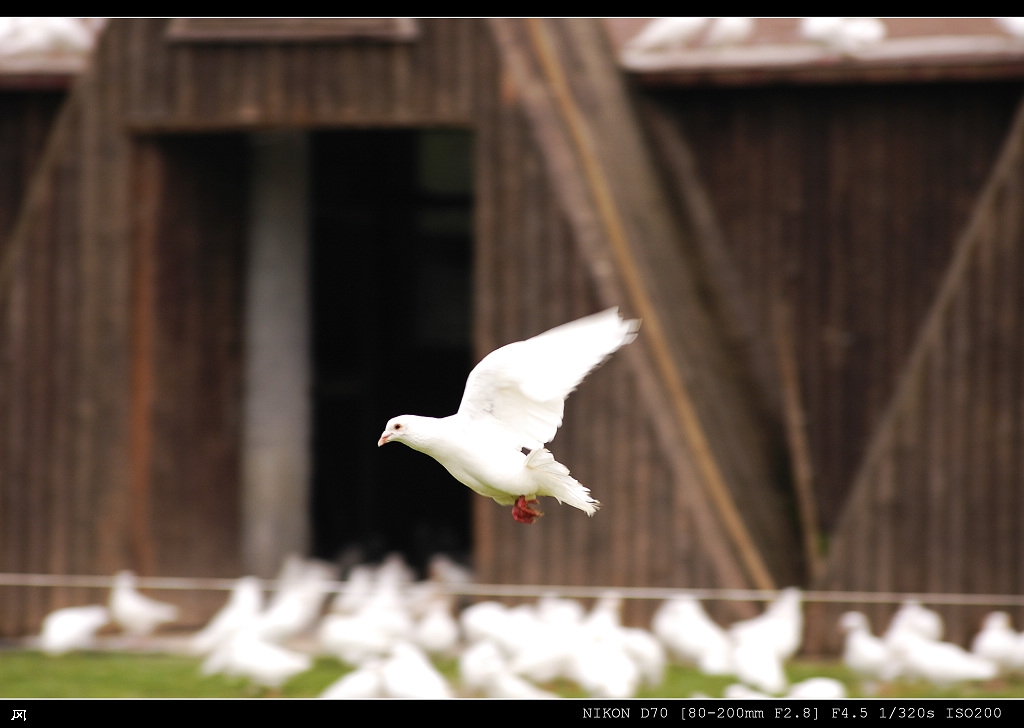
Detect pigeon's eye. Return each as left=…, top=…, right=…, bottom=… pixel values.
left=393, top=423, right=402, bottom=431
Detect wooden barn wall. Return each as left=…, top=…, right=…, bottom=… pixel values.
left=0, top=18, right=730, bottom=634
left=131, top=135, right=247, bottom=587
left=0, top=99, right=86, bottom=636
left=808, top=101, right=1024, bottom=652
left=119, top=18, right=481, bottom=130
left=0, top=59, right=137, bottom=633
left=29, top=16, right=1024, bottom=637
left=109, top=16, right=774, bottom=615
left=648, top=82, right=1024, bottom=537
left=0, top=90, right=65, bottom=245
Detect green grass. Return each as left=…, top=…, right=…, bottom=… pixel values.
left=0, top=651, right=350, bottom=698
left=3, top=650, right=1024, bottom=698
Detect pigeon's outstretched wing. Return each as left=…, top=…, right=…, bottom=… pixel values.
left=457, top=308, right=639, bottom=451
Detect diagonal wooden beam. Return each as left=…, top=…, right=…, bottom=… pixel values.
left=522, top=18, right=777, bottom=591
left=818, top=93, right=1024, bottom=585
left=487, top=18, right=806, bottom=588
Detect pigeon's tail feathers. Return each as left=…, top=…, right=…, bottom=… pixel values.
left=525, top=448, right=600, bottom=516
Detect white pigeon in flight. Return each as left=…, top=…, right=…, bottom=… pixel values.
left=378, top=307, right=640, bottom=523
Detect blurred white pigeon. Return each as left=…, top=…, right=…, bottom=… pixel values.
left=565, top=593, right=645, bottom=698
left=460, top=600, right=512, bottom=647
left=884, top=600, right=944, bottom=646
left=839, top=611, right=895, bottom=684
left=652, top=596, right=733, bottom=674
left=483, top=671, right=560, bottom=699
left=729, top=587, right=803, bottom=663
left=379, top=308, right=639, bottom=523
left=38, top=605, right=109, bottom=655
left=626, top=18, right=708, bottom=53
left=723, top=682, right=773, bottom=699
left=801, top=17, right=886, bottom=54
left=329, top=564, right=376, bottom=615
left=255, top=556, right=335, bottom=642
left=569, top=635, right=643, bottom=698
left=704, top=17, right=755, bottom=47
left=731, top=634, right=788, bottom=695
left=621, top=626, right=667, bottom=688
left=785, top=676, right=847, bottom=699
left=459, top=639, right=508, bottom=691
left=201, top=623, right=313, bottom=689
left=461, top=637, right=560, bottom=698
left=427, top=553, right=474, bottom=590
left=996, top=18, right=1024, bottom=40
left=379, top=642, right=454, bottom=699
left=838, top=18, right=887, bottom=51
left=109, top=570, right=179, bottom=637
left=318, top=556, right=421, bottom=665
left=725, top=589, right=803, bottom=696
left=508, top=594, right=619, bottom=688
left=190, top=576, right=264, bottom=655
left=889, top=631, right=998, bottom=686
left=800, top=17, right=844, bottom=44
left=411, top=595, right=460, bottom=656
left=536, top=593, right=585, bottom=629
left=318, top=610, right=402, bottom=665
left=319, top=659, right=386, bottom=699
left=971, top=611, right=1024, bottom=672
left=579, top=592, right=665, bottom=688
left=0, top=17, right=95, bottom=58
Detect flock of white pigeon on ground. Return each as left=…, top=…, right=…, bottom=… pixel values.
left=624, top=17, right=1024, bottom=56
left=0, top=18, right=101, bottom=59
left=625, top=17, right=887, bottom=55
left=33, top=554, right=1024, bottom=699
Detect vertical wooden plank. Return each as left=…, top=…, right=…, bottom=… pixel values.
left=924, top=314, right=948, bottom=599
left=468, top=23, right=499, bottom=582
left=1, top=223, right=30, bottom=633
left=47, top=149, right=81, bottom=612
left=128, top=139, right=160, bottom=577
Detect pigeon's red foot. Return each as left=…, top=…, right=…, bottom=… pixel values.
left=512, top=496, right=543, bottom=524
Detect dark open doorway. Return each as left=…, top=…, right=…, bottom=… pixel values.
left=308, top=129, right=474, bottom=575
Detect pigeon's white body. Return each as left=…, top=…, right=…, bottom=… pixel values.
left=255, top=556, right=334, bottom=643
left=401, top=416, right=553, bottom=503
left=190, top=576, right=264, bottom=655
left=379, top=641, right=454, bottom=699
left=884, top=600, right=944, bottom=646
left=625, top=17, right=708, bottom=53
left=839, top=611, right=895, bottom=683
left=786, top=677, right=847, bottom=699
left=998, top=18, right=1024, bottom=40
left=201, top=624, right=313, bottom=689
left=38, top=605, right=110, bottom=655
left=411, top=597, right=460, bottom=656
left=729, top=587, right=803, bottom=663
left=109, top=570, right=179, bottom=637
left=889, top=632, right=998, bottom=686
left=704, top=17, right=755, bottom=47
left=801, top=17, right=886, bottom=54
left=319, top=659, right=386, bottom=699
left=972, top=611, right=1024, bottom=671
left=379, top=308, right=639, bottom=522
left=652, top=596, right=733, bottom=674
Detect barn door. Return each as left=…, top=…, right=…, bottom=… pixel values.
left=308, top=129, right=474, bottom=575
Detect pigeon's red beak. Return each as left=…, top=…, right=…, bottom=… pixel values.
left=377, top=434, right=390, bottom=447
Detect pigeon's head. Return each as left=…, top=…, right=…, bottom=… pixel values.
left=839, top=611, right=868, bottom=632
left=378, top=416, right=422, bottom=448
left=378, top=415, right=443, bottom=454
